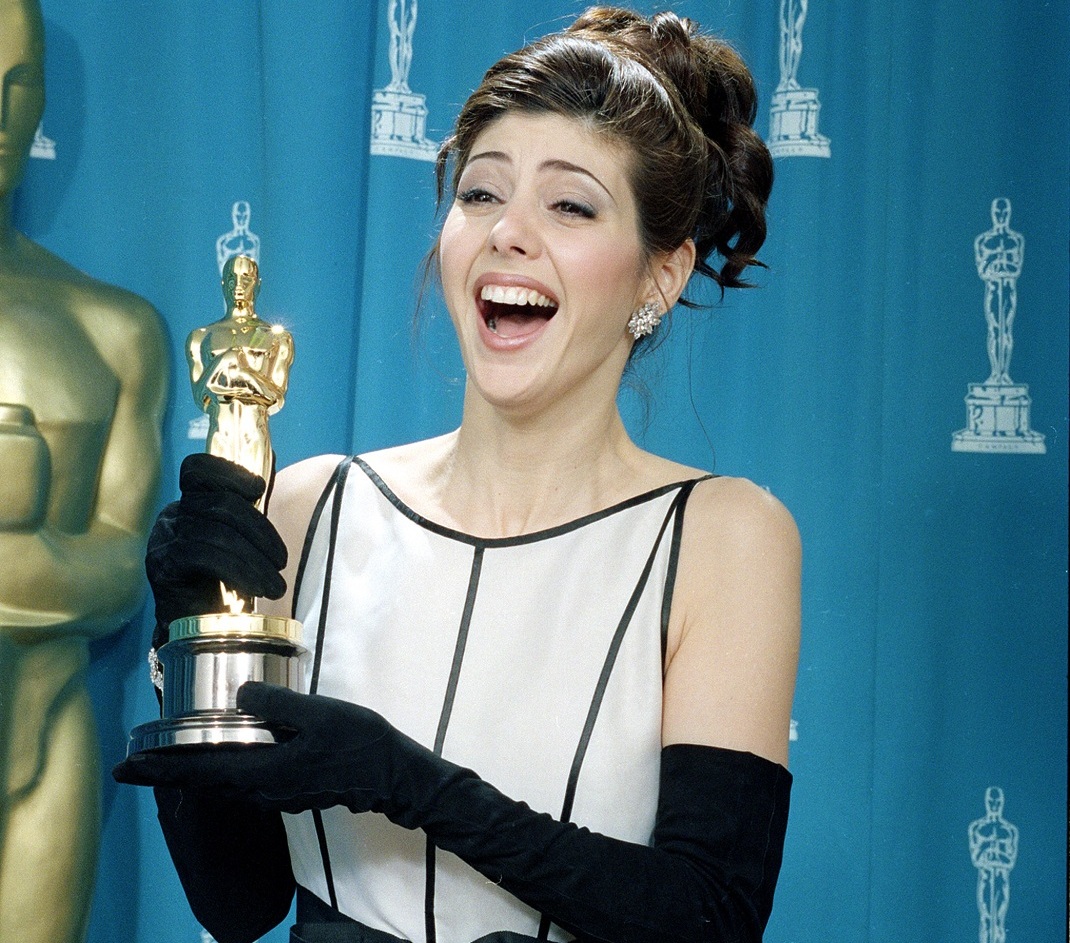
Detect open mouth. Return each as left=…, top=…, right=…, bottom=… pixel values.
left=478, top=284, right=559, bottom=340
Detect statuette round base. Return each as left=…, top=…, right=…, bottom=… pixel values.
left=127, top=712, right=290, bottom=752
left=126, top=612, right=307, bottom=756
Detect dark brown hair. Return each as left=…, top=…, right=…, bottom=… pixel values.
left=434, top=6, right=774, bottom=299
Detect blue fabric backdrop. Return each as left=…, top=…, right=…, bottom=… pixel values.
left=11, top=1, right=1067, bottom=941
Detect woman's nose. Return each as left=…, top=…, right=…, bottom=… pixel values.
left=488, top=200, right=541, bottom=259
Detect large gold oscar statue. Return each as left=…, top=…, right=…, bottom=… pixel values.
left=0, top=1, right=168, bottom=940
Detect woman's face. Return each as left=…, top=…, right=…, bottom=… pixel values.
left=438, top=111, right=654, bottom=418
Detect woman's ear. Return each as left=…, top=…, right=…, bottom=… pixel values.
left=645, top=239, right=696, bottom=311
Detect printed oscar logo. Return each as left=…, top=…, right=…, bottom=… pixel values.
left=952, top=199, right=1046, bottom=453
left=30, top=120, right=55, bottom=159
left=128, top=256, right=307, bottom=752
left=216, top=199, right=261, bottom=275
left=968, top=787, right=1018, bottom=943
left=767, top=0, right=830, bottom=158
left=370, top=0, right=438, bottom=161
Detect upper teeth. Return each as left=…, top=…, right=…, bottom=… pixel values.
left=480, top=285, right=556, bottom=308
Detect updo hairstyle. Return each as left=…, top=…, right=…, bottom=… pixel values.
left=436, top=6, right=774, bottom=299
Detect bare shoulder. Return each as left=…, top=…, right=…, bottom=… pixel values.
left=682, top=475, right=800, bottom=562
left=358, top=433, right=457, bottom=505
left=673, top=475, right=801, bottom=645
left=662, top=475, right=801, bottom=764
left=360, top=434, right=454, bottom=475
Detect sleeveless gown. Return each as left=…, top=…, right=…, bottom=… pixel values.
left=283, top=456, right=707, bottom=943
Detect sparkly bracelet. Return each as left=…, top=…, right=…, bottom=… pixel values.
left=147, top=646, right=164, bottom=692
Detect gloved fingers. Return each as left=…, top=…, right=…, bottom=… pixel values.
left=236, top=682, right=305, bottom=724
left=179, top=452, right=267, bottom=503
left=171, top=523, right=286, bottom=599
left=178, top=490, right=288, bottom=570
left=113, top=746, right=275, bottom=794
left=146, top=492, right=287, bottom=598
left=149, top=531, right=285, bottom=605
left=237, top=684, right=395, bottom=756
left=113, top=752, right=188, bottom=788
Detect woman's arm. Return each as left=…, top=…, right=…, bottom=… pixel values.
left=662, top=475, right=801, bottom=764
left=121, top=683, right=793, bottom=943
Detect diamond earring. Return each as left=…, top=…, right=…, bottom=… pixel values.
left=627, top=301, right=662, bottom=339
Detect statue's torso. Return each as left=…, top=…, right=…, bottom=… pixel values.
left=0, top=268, right=121, bottom=533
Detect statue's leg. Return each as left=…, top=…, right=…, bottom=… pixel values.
left=976, top=871, right=992, bottom=943
left=1000, top=283, right=1017, bottom=383
left=0, top=638, right=100, bottom=943
left=983, top=283, right=1000, bottom=383
left=992, top=871, right=1010, bottom=943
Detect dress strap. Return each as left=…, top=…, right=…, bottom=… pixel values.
left=290, top=456, right=355, bottom=914
left=291, top=455, right=355, bottom=621
left=659, top=474, right=714, bottom=663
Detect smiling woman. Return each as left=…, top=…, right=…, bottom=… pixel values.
left=114, top=7, right=799, bottom=943
left=439, top=112, right=672, bottom=418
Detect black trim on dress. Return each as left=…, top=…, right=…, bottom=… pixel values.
left=659, top=476, right=708, bottom=665
left=296, top=455, right=713, bottom=938
left=425, top=545, right=485, bottom=943
left=535, top=488, right=683, bottom=941
left=292, top=458, right=352, bottom=620
left=310, top=457, right=355, bottom=695
left=312, top=810, right=339, bottom=911
left=298, top=456, right=355, bottom=914
left=355, top=456, right=712, bottom=549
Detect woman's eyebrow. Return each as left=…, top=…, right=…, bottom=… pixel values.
left=466, top=152, right=616, bottom=205
left=540, top=159, right=615, bottom=204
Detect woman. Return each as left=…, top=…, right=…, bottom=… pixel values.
left=116, top=8, right=800, bottom=943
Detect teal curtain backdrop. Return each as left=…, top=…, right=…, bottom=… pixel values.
left=11, top=1, right=1067, bottom=941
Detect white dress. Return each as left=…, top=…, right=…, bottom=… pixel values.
left=283, top=456, right=707, bottom=943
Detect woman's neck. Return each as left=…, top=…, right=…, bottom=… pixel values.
left=429, top=385, right=645, bottom=538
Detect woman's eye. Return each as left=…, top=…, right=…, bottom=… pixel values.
left=552, top=199, right=596, bottom=220
left=457, top=188, right=499, bottom=206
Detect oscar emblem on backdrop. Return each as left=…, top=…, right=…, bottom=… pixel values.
left=968, top=787, right=1018, bottom=943
left=370, top=0, right=438, bottom=161
left=216, top=199, right=261, bottom=275
left=1, top=1, right=168, bottom=939
left=952, top=199, right=1046, bottom=453
left=127, top=256, right=308, bottom=752
left=29, top=120, right=54, bottom=159
left=767, top=0, right=831, bottom=158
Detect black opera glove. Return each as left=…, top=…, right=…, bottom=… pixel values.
left=150, top=787, right=295, bottom=943
left=113, top=683, right=419, bottom=814
left=146, top=453, right=287, bottom=645
left=115, top=682, right=792, bottom=943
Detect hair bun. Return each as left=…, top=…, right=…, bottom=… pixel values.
left=567, top=7, right=758, bottom=131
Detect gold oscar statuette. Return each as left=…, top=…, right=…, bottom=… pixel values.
left=128, top=256, right=306, bottom=751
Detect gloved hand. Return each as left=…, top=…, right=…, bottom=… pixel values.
left=114, top=682, right=791, bottom=943
left=113, top=682, right=421, bottom=815
left=147, top=453, right=287, bottom=641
